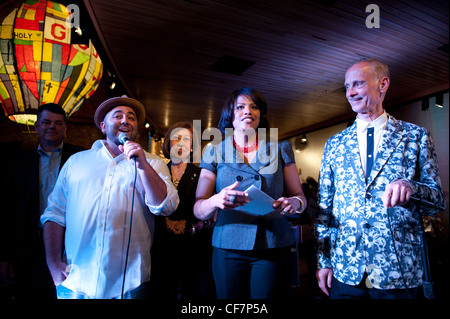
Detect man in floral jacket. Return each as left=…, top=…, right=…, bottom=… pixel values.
left=315, top=58, right=445, bottom=299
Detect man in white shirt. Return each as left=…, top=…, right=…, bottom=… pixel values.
left=41, top=96, right=179, bottom=299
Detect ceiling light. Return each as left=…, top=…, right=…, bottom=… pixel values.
left=300, top=134, right=307, bottom=144
left=435, top=93, right=444, bottom=108
left=74, top=26, right=82, bottom=36
left=295, top=134, right=308, bottom=152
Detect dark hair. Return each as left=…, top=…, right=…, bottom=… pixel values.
left=218, top=87, right=270, bottom=135
left=162, top=121, right=199, bottom=160
left=36, top=103, right=66, bottom=122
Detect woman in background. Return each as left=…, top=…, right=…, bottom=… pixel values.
left=150, top=121, right=215, bottom=300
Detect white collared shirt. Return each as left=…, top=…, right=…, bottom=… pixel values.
left=355, top=111, right=388, bottom=176
left=37, top=142, right=63, bottom=218
left=41, top=140, right=178, bottom=298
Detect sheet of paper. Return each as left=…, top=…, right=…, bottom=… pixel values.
left=236, top=185, right=275, bottom=215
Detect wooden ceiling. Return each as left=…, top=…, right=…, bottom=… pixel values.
left=82, top=0, right=448, bottom=139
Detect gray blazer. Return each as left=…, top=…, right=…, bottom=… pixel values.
left=200, top=135, right=296, bottom=250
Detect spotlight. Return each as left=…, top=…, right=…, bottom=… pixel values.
left=435, top=93, right=444, bottom=108
left=299, top=134, right=307, bottom=144
left=295, top=134, right=308, bottom=152
left=106, top=71, right=117, bottom=90
left=107, top=76, right=116, bottom=90
left=74, top=26, right=82, bottom=36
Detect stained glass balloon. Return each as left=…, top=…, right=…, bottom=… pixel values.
left=0, top=0, right=102, bottom=125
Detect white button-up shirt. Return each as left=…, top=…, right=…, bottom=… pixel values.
left=41, top=140, right=179, bottom=298
left=355, top=111, right=388, bottom=176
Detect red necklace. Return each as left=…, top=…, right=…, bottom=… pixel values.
left=233, top=135, right=259, bottom=153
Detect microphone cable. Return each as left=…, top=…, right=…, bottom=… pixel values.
left=121, top=157, right=137, bottom=299
left=386, top=206, right=412, bottom=299
left=386, top=196, right=442, bottom=300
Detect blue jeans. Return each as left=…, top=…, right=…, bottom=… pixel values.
left=212, top=247, right=291, bottom=299
left=329, top=276, right=418, bottom=299
left=56, top=281, right=151, bottom=299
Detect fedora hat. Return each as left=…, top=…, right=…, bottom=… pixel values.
left=94, top=95, right=146, bottom=129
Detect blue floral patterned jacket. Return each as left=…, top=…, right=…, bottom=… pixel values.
left=315, top=114, right=445, bottom=289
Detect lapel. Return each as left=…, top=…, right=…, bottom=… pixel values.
left=221, top=135, right=259, bottom=175
left=60, top=144, right=70, bottom=170
left=252, top=137, right=279, bottom=174
left=220, top=135, right=278, bottom=175
left=342, top=124, right=366, bottom=185
left=367, top=115, right=404, bottom=185
left=168, top=162, right=198, bottom=190
left=31, top=150, right=40, bottom=192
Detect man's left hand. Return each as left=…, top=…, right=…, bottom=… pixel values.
left=382, top=179, right=413, bottom=208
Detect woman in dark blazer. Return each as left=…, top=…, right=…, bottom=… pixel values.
left=194, top=87, right=307, bottom=299
left=150, top=121, right=215, bottom=300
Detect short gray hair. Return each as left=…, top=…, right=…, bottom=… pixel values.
left=350, top=58, right=390, bottom=80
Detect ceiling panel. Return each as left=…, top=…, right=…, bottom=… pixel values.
left=80, top=0, right=448, bottom=138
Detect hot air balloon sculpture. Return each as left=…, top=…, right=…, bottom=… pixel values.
left=0, top=0, right=103, bottom=126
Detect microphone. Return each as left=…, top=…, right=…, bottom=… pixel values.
left=118, top=132, right=136, bottom=160
left=410, top=196, right=445, bottom=211
left=118, top=132, right=130, bottom=145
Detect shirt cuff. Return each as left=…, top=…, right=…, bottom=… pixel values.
left=40, top=212, right=66, bottom=228
left=145, top=184, right=179, bottom=216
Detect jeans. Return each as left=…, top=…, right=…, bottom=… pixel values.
left=329, top=276, right=418, bottom=299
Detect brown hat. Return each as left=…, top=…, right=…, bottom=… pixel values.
left=94, top=95, right=146, bottom=129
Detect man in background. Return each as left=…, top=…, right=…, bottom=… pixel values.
left=0, top=103, right=82, bottom=299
